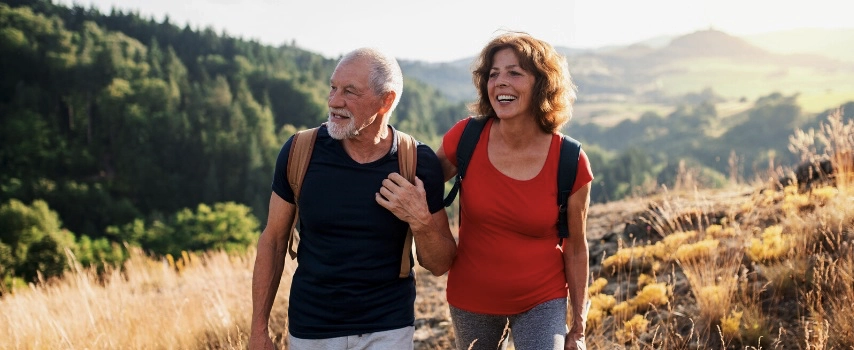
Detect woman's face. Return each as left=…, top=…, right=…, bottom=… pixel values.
left=487, top=48, right=536, bottom=121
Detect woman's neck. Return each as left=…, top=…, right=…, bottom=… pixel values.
left=491, top=117, right=548, bottom=149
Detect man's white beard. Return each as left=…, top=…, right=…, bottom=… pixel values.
left=327, top=112, right=358, bottom=140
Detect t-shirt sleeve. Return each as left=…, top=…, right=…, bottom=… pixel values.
left=440, top=117, right=472, bottom=168
left=415, top=143, right=446, bottom=214
left=571, top=149, right=594, bottom=194
left=271, top=136, right=296, bottom=204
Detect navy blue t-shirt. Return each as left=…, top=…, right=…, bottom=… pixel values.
left=271, top=125, right=445, bottom=339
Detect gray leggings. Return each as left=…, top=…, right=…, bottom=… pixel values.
left=449, top=298, right=568, bottom=350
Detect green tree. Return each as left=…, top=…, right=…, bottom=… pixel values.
left=72, top=235, right=126, bottom=271
left=596, top=148, right=656, bottom=202
left=0, top=199, right=75, bottom=282
left=133, top=202, right=259, bottom=257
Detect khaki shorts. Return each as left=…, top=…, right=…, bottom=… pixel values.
left=288, top=326, right=414, bottom=350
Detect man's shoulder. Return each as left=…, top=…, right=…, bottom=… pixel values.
left=413, top=142, right=438, bottom=161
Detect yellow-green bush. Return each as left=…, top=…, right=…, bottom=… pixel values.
left=746, top=225, right=791, bottom=262
left=720, top=310, right=743, bottom=341
left=631, top=282, right=670, bottom=312
left=616, top=314, right=649, bottom=343
left=674, top=239, right=720, bottom=262
left=588, top=277, right=608, bottom=295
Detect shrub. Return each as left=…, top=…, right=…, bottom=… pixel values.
left=746, top=225, right=791, bottom=262
left=674, top=239, right=719, bottom=261
left=720, top=310, right=743, bottom=341
left=0, top=199, right=75, bottom=283
left=616, top=314, right=649, bottom=343
left=588, top=277, right=608, bottom=295
left=114, top=202, right=261, bottom=257
left=631, top=282, right=670, bottom=312
left=602, top=246, right=651, bottom=270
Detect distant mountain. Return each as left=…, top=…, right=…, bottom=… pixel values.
left=398, top=59, right=475, bottom=103
left=657, top=29, right=769, bottom=58
left=587, top=29, right=774, bottom=69
left=593, top=34, right=676, bottom=53
left=402, top=29, right=854, bottom=105
left=661, top=29, right=768, bottom=57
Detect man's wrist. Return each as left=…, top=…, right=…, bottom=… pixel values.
left=250, top=323, right=269, bottom=336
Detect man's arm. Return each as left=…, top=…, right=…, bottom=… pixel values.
left=376, top=174, right=457, bottom=276
left=249, top=193, right=296, bottom=350
left=564, top=182, right=591, bottom=350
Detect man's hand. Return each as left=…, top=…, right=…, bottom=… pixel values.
left=248, top=333, right=276, bottom=350
left=376, top=173, right=430, bottom=228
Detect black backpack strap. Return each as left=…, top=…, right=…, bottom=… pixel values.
left=557, top=135, right=582, bottom=244
left=443, top=117, right=488, bottom=207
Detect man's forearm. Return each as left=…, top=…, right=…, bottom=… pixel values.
left=250, top=233, right=287, bottom=335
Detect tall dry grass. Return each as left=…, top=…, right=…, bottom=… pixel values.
left=0, top=247, right=455, bottom=350
left=0, top=247, right=292, bottom=350
left=677, top=244, right=742, bottom=332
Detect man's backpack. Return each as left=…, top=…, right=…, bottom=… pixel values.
left=285, top=126, right=418, bottom=278
left=442, top=117, right=582, bottom=243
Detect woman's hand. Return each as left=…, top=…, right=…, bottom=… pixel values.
left=565, top=332, right=586, bottom=350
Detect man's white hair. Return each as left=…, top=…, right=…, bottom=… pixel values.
left=337, top=48, right=403, bottom=116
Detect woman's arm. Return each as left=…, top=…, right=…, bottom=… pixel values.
left=563, top=182, right=591, bottom=349
left=436, top=144, right=457, bottom=182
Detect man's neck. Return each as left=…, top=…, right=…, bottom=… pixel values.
left=341, top=123, right=393, bottom=164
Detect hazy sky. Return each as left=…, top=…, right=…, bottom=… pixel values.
left=57, top=0, right=852, bottom=62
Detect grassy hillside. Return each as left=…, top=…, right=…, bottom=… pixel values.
left=571, top=30, right=854, bottom=125
left=2, top=111, right=852, bottom=349
left=652, top=58, right=854, bottom=113
left=745, top=28, right=854, bottom=63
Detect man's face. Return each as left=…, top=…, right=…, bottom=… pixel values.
left=326, top=58, right=385, bottom=140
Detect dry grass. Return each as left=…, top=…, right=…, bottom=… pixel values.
left=678, top=244, right=742, bottom=332
left=0, top=247, right=273, bottom=349
left=580, top=108, right=853, bottom=349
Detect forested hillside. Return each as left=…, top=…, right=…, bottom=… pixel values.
left=574, top=95, right=854, bottom=202
left=0, top=0, right=465, bottom=287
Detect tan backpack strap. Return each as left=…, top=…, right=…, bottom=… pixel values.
left=396, top=130, right=418, bottom=278
left=286, top=127, right=319, bottom=259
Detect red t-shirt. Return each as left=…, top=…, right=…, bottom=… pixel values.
left=443, top=117, right=594, bottom=314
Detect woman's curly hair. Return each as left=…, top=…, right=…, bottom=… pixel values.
left=470, top=31, right=577, bottom=134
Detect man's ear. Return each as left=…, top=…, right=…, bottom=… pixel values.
left=378, top=91, right=396, bottom=115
